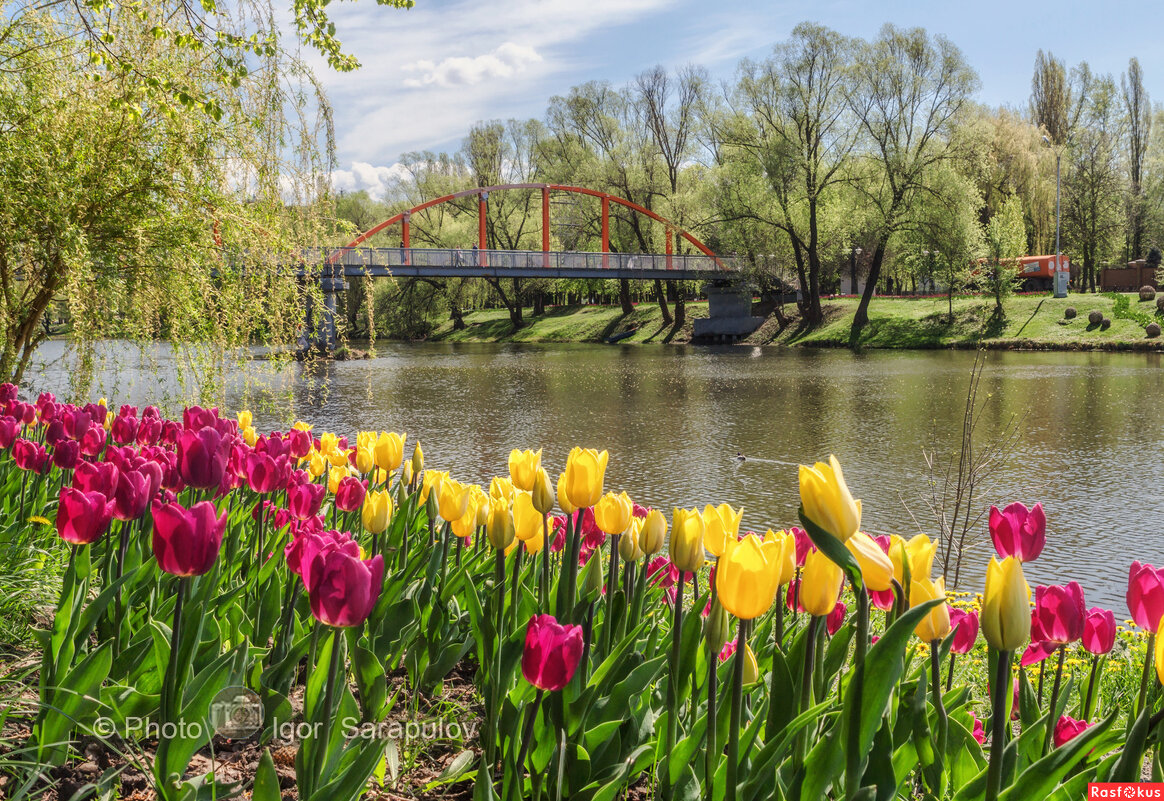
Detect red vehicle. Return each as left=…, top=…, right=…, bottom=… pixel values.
left=1015, top=255, right=1070, bottom=291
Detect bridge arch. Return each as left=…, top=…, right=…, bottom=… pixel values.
left=329, top=183, right=718, bottom=262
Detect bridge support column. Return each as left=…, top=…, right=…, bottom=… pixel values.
left=311, top=265, right=347, bottom=352
left=542, top=187, right=550, bottom=270
left=693, top=281, right=764, bottom=343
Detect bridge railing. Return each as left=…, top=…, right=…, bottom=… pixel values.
left=302, top=247, right=736, bottom=273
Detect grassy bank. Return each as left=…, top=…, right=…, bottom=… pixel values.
left=428, top=292, right=1164, bottom=350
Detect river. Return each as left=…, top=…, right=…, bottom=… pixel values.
left=25, top=340, right=1164, bottom=609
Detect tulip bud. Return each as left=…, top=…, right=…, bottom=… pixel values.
left=981, top=556, right=1031, bottom=651
left=411, top=442, right=424, bottom=474
left=531, top=467, right=555, bottom=515
left=801, top=547, right=844, bottom=617
left=619, top=519, right=645, bottom=562
left=704, top=596, right=730, bottom=654
left=522, top=614, right=584, bottom=692
left=582, top=550, right=604, bottom=600
left=556, top=472, right=576, bottom=515
left=401, top=461, right=414, bottom=487
left=361, top=489, right=392, bottom=534
left=474, top=487, right=491, bottom=529
left=640, top=509, right=666, bottom=555
left=487, top=497, right=514, bottom=550
left=798, top=454, right=861, bottom=543
left=355, top=446, right=374, bottom=475
left=742, top=643, right=760, bottom=685
left=846, top=531, right=894, bottom=592
left=509, top=448, right=543, bottom=492
left=911, top=576, right=951, bottom=642
left=513, top=491, right=543, bottom=543
left=237, top=410, right=253, bottom=430
left=242, top=425, right=258, bottom=447
left=373, top=431, right=407, bottom=473
left=438, top=479, right=472, bottom=523
left=594, top=490, right=633, bottom=535
left=670, top=508, right=705, bottom=573
left=562, top=447, right=608, bottom=510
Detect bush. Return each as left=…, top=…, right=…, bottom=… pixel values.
left=1064, top=307, right=1077, bottom=319
left=1148, top=322, right=1162, bottom=338
left=1141, top=286, right=1157, bottom=301
left=1088, top=310, right=1103, bottom=325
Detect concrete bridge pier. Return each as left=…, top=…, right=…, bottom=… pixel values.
left=692, top=281, right=765, bottom=343
left=303, top=267, right=347, bottom=352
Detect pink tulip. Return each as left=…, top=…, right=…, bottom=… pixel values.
left=288, top=428, right=312, bottom=459
left=56, top=488, right=115, bottom=545
left=1030, top=582, right=1086, bottom=645
left=1020, top=640, right=1056, bottom=666
left=791, top=526, right=812, bottom=566
left=870, top=588, right=896, bottom=611
left=988, top=501, right=1045, bottom=562
left=1053, top=715, right=1091, bottom=748
left=182, top=405, right=219, bottom=432
left=1128, top=561, right=1164, bottom=632
left=151, top=499, right=226, bottom=577
left=79, top=425, right=107, bottom=458
left=177, top=426, right=228, bottom=489
left=62, top=408, right=92, bottom=440
left=12, top=439, right=48, bottom=473
left=112, top=469, right=153, bottom=521
left=334, top=476, right=367, bottom=513
left=111, top=410, right=139, bottom=445
left=136, top=415, right=162, bottom=446
left=827, top=601, right=847, bottom=635
left=971, top=712, right=986, bottom=745
left=0, top=383, right=16, bottom=404
left=1082, top=608, right=1116, bottom=655
left=785, top=578, right=806, bottom=613
left=0, top=416, right=19, bottom=448
left=74, top=460, right=120, bottom=497
left=288, top=481, right=327, bottom=520
left=244, top=451, right=291, bottom=494
left=949, top=608, right=979, bottom=654
left=522, top=614, right=584, bottom=692
left=304, top=546, right=383, bottom=627
left=718, top=639, right=737, bottom=663
left=51, top=439, right=81, bottom=470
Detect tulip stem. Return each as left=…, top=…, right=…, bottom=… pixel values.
left=310, top=627, right=344, bottom=799
left=794, top=615, right=821, bottom=769
left=930, top=639, right=949, bottom=788
left=511, top=689, right=544, bottom=801
left=766, top=599, right=784, bottom=743
left=1037, top=659, right=1046, bottom=704
left=486, top=549, right=506, bottom=772
left=662, top=571, right=686, bottom=801
left=1084, top=654, right=1100, bottom=719
left=509, top=548, right=522, bottom=631
left=1140, top=632, right=1156, bottom=716
left=725, top=618, right=748, bottom=801
left=705, top=650, right=718, bottom=798
left=843, top=585, right=870, bottom=799
left=946, top=651, right=956, bottom=693
left=1043, top=645, right=1067, bottom=755
left=540, top=514, right=550, bottom=608
left=985, top=649, right=1012, bottom=801
left=602, top=534, right=620, bottom=655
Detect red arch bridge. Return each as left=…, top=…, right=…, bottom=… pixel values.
left=292, top=183, right=755, bottom=349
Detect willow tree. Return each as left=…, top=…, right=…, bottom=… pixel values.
left=0, top=6, right=334, bottom=403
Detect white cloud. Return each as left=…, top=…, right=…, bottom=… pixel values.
left=331, top=161, right=411, bottom=200
left=402, top=43, right=543, bottom=88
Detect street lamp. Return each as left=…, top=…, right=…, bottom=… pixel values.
left=849, top=246, right=862, bottom=296
left=1043, top=135, right=1066, bottom=297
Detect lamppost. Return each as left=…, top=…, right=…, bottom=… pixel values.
left=1043, top=135, right=1066, bottom=297
left=849, top=246, right=862, bottom=296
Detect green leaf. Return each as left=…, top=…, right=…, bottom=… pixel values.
left=797, top=505, right=862, bottom=587
left=998, top=710, right=1115, bottom=801
left=252, top=749, right=281, bottom=801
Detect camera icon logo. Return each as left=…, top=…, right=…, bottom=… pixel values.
left=209, top=686, right=263, bottom=740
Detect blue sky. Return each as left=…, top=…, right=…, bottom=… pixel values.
left=317, top=0, right=1164, bottom=197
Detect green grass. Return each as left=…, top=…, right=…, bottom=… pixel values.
left=430, top=293, right=1164, bottom=351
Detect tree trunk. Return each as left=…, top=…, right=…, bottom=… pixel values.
left=669, top=282, right=685, bottom=327
left=654, top=278, right=672, bottom=324
left=851, top=241, right=887, bottom=345
left=619, top=279, right=634, bottom=316
left=533, top=291, right=546, bottom=316
left=450, top=302, right=465, bottom=330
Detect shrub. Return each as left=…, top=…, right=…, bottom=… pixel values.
left=1064, top=307, right=1077, bottom=319
left=1147, top=322, right=1162, bottom=338
left=1140, top=286, right=1157, bottom=301
left=1101, top=318, right=1111, bottom=330
left=1088, top=310, right=1103, bottom=325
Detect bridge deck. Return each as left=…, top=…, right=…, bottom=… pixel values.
left=297, top=247, right=740, bottom=282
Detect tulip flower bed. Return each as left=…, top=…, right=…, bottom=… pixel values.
left=3, top=382, right=1164, bottom=800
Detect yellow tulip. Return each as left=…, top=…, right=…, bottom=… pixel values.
left=846, top=531, right=894, bottom=592
left=702, top=503, right=744, bottom=558
left=327, top=466, right=350, bottom=494
left=513, top=491, right=544, bottom=543
left=473, top=486, right=490, bottom=529
left=715, top=534, right=780, bottom=620
left=670, top=507, right=706, bottom=573
left=531, top=467, right=555, bottom=515
left=557, top=472, right=576, bottom=515
left=361, top=489, right=392, bottom=534
left=594, top=491, right=634, bottom=535
left=237, top=410, right=253, bottom=430
left=319, top=432, right=340, bottom=457
left=373, top=431, right=407, bottom=472
left=242, top=425, right=258, bottom=447
left=401, top=462, right=414, bottom=486
left=981, top=556, right=1031, bottom=651
left=764, top=530, right=797, bottom=586
left=306, top=450, right=326, bottom=478
left=451, top=505, right=478, bottom=538
left=508, top=448, right=543, bottom=492
left=355, top=446, right=375, bottom=475
left=487, top=496, right=515, bottom=550
left=640, top=509, right=667, bottom=555
left=620, top=518, right=645, bottom=562
left=798, top=454, right=861, bottom=543
left=911, top=576, right=951, bottom=642
left=490, top=476, right=514, bottom=503
left=801, top=548, right=844, bottom=617
left=563, top=447, right=609, bottom=510
left=438, top=479, right=472, bottom=523
left=907, top=535, right=938, bottom=581
left=742, top=643, right=760, bottom=685
left=293, top=420, right=313, bottom=432
left=522, top=521, right=545, bottom=554
left=411, top=442, right=424, bottom=474
left=420, top=469, right=447, bottom=504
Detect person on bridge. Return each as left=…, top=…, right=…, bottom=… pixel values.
left=472, top=244, right=480, bottom=267
left=399, top=240, right=406, bottom=265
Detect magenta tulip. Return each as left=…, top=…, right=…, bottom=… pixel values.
left=988, top=501, right=1046, bottom=562
left=182, top=405, right=219, bottom=432
left=12, top=439, right=47, bottom=473
left=111, top=411, right=139, bottom=445
left=1053, top=715, right=1091, bottom=748
left=74, top=460, right=120, bottom=497
left=51, top=439, right=81, bottom=470
left=288, top=428, right=312, bottom=459
left=522, top=614, right=584, bottom=692
left=136, top=415, right=162, bottom=446
left=949, top=608, right=980, bottom=654
left=177, top=426, right=228, bottom=489
left=79, top=425, right=106, bottom=458
left=62, top=408, right=92, bottom=440
left=112, top=470, right=153, bottom=521
left=0, top=383, right=16, bottom=403
left=244, top=451, right=290, bottom=494
left=287, top=529, right=357, bottom=582
left=334, top=476, right=367, bottom=513
left=1031, top=582, right=1086, bottom=645
left=304, top=547, right=384, bottom=627
left=1082, top=608, right=1116, bottom=655
left=971, top=712, right=986, bottom=745
left=0, top=416, right=19, bottom=448
left=56, top=487, right=115, bottom=545
left=287, top=481, right=327, bottom=520
left=151, top=499, right=226, bottom=576
left=827, top=601, right=847, bottom=635
left=1127, top=561, right=1164, bottom=632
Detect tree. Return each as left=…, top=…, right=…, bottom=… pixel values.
left=717, top=23, right=856, bottom=325
left=1030, top=50, right=1090, bottom=146
left=1121, top=58, right=1151, bottom=259
left=984, top=194, right=1027, bottom=311
left=847, top=24, right=979, bottom=342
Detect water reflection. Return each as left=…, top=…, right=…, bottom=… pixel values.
left=26, top=341, right=1164, bottom=607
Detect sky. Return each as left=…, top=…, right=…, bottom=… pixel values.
left=314, top=0, right=1164, bottom=199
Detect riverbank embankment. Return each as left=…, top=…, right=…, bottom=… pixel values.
left=428, top=292, right=1164, bottom=351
